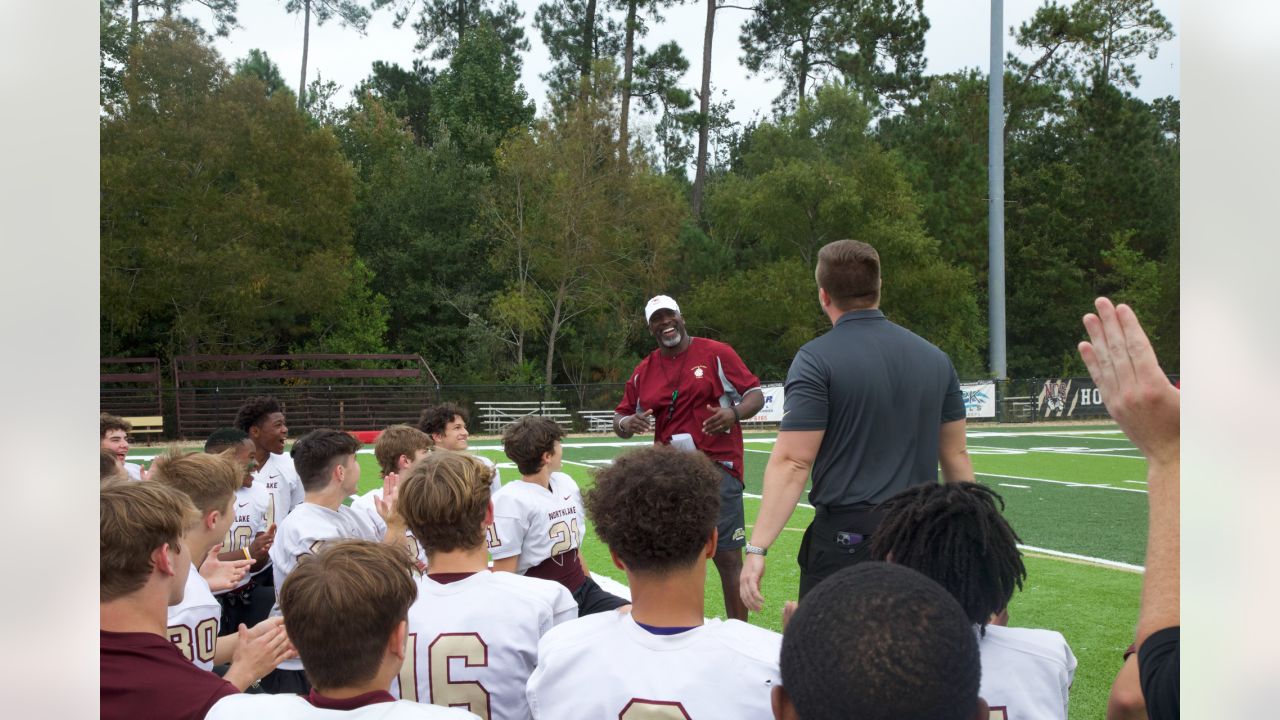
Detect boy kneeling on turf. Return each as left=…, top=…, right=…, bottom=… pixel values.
left=489, top=416, right=628, bottom=615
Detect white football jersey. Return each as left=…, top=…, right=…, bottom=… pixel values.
left=207, top=693, right=480, bottom=719
left=350, top=486, right=429, bottom=568
left=218, top=484, right=270, bottom=592
left=391, top=571, right=577, bottom=720
left=166, top=562, right=221, bottom=671
left=488, top=473, right=586, bottom=589
left=979, top=624, right=1077, bottom=720
left=254, top=452, right=304, bottom=527
left=124, top=461, right=143, bottom=480
left=527, top=612, right=781, bottom=720
left=269, top=502, right=384, bottom=671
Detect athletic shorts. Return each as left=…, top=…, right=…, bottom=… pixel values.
left=715, top=464, right=747, bottom=552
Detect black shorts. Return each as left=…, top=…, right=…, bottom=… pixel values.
left=573, top=576, right=629, bottom=616
left=715, top=465, right=746, bottom=552
left=797, top=504, right=884, bottom=599
left=258, top=667, right=310, bottom=695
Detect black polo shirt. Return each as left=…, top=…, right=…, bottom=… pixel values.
left=780, top=308, right=965, bottom=507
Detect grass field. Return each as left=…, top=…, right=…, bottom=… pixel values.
left=130, top=422, right=1144, bottom=720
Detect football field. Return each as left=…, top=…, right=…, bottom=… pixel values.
left=129, top=422, right=1143, bottom=719
left=464, top=423, right=1146, bottom=720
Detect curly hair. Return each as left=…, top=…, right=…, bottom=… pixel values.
left=290, top=429, right=361, bottom=492
left=780, top=562, right=981, bottom=720
left=100, top=412, right=131, bottom=438
left=417, top=402, right=469, bottom=438
left=583, top=445, right=720, bottom=574
left=870, top=482, right=1025, bottom=631
left=233, top=395, right=283, bottom=432
left=398, top=451, right=494, bottom=555
left=501, top=416, right=565, bottom=476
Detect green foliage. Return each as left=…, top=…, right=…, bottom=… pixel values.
left=101, top=21, right=375, bottom=358
left=434, top=23, right=537, bottom=165
left=379, top=0, right=528, bottom=68
left=535, top=0, right=623, bottom=98
left=354, top=60, right=437, bottom=142
left=233, top=49, right=288, bottom=97
left=1011, top=0, right=1173, bottom=90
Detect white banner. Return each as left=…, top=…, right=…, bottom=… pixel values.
left=961, top=381, right=996, bottom=419
left=750, top=384, right=786, bottom=422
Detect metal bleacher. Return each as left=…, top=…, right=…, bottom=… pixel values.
left=475, top=401, right=573, bottom=434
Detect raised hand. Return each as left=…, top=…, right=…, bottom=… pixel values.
left=199, top=543, right=253, bottom=592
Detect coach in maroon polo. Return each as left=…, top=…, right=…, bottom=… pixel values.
left=613, top=295, right=765, bottom=621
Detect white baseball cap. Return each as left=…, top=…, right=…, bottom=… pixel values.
left=644, top=295, right=680, bottom=322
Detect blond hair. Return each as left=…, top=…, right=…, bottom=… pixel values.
left=148, top=451, right=241, bottom=514
left=398, top=450, right=494, bottom=555
left=279, top=540, right=417, bottom=689
left=374, top=424, right=433, bottom=477
left=100, top=482, right=199, bottom=601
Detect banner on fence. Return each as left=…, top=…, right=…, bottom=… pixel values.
left=961, top=381, right=996, bottom=419
left=1038, top=378, right=1112, bottom=419
left=753, top=384, right=786, bottom=422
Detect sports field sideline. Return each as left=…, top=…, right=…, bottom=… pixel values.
left=129, top=422, right=1142, bottom=720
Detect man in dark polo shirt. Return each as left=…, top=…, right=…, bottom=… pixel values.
left=740, top=239, right=974, bottom=608
left=614, top=294, right=765, bottom=620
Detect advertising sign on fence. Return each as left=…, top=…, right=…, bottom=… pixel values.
left=961, top=381, right=996, bottom=419
left=752, top=384, right=787, bottom=423
left=1038, top=378, right=1112, bottom=419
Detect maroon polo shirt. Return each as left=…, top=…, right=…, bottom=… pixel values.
left=101, top=630, right=238, bottom=720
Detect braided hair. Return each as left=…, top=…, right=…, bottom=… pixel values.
left=870, top=482, right=1025, bottom=631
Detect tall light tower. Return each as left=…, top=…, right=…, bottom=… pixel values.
left=988, top=0, right=1007, bottom=380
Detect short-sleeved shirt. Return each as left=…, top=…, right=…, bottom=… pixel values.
left=1138, top=626, right=1179, bottom=720
left=781, top=309, right=965, bottom=507
left=207, top=690, right=480, bottom=718
left=166, top=564, right=222, bottom=671
left=978, top=624, right=1078, bottom=720
left=392, top=571, right=577, bottom=719
left=269, top=502, right=383, bottom=671
left=220, top=484, right=270, bottom=589
left=615, top=337, right=761, bottom=482
left=488, top=473, right=587, bottom=592
left=527, top=613, right=781, bottom=719
left=253, top=452, right=304, bottom=527
left=101, top=629, right=238, bottom=720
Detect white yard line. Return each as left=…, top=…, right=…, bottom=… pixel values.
left=998, top=483, right=1030, bottom=489
left=976, top=472, right=1147, bottom=494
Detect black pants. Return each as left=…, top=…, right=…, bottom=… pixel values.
left=573, top=575, right=629, bottom=616
left=258, top=668, right=311, bottom=695
left=797, top=503, right=886, bottom=599
left=217, top=580, right=275, bottom=635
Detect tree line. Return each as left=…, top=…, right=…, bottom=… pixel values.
left=100, top=0, right=1179, bottom=386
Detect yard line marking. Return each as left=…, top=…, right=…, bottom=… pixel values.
left=976, top=472, right=1147, bottom=494
left=1037, top=434, right=1134, bottom=443
left=1018, top=545, right=1144, bottom=573
left=1124, top=480, right=1148, bottom=485
left=745, top=448, right=773, bottom=455
left=968, top=444, right=1145, bottom=460
left=998, top=483, right=1030, bottom=489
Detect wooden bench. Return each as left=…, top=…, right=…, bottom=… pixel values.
left=124, top=415, right=165, bottom=437
left=578, top=410, right=616, bottom=433
left=475, top=401, right=573, bottom=433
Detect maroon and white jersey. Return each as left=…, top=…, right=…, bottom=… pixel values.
left=488, top=473, right=586, bottom=591
left=269, top=502, right=383, bottom=671
left=165, top=563, right=221, bottom=671
left=253, top=452, right=304, bottom=527
left=527, top=612, right=781, bottom=719
left=979, top=625, right=1077, bottom=720
left=219, top=484, right=270, bottom=592
left=207, top=693, right=480, bottom=719
left=350, top=487, right=429, bottom=569
left=391, top=571, right=577, bottom=719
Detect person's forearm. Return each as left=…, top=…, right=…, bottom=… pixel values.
left=223, top=662, right=259, bottom=692
left=1137, top=458, right=1179, bottom=647
left=213, top=631, right=239, bottom=666
left=940, top=450, right=974, bottom=483
left=734, top=389, right=765, bottom=422
left=749, top=453, right=809, bottom=549
left=613, top=412, right=634, bottom=439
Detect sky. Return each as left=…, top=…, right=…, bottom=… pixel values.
left=207, top=0, right=1179, bottom=133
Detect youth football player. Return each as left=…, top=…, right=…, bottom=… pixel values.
left=490, top=416, right=627, bottom=614
left=870, top=482, right=1077, bottom=719
left=205, top=428, right=277, bottom=632
left=526, top=445, right=781, bottom=719
left=393, top=451, right=576, bottom=718
left=265, top=429, right=409, bottom=694
left=234, top=395, right=303, bottom=527
left=101, top=482, right=291, bottom=720
left=350, top=424, right=433, bottom=568
left=151, top=451, right=291, bottom=687
left=101, top=412, right=144, bottom=480
left=206, top=541, right=479, bottom=719
left=418, top=402, right=501, bottom=492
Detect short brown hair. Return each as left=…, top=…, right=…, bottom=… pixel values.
left=502, top=416, right=565, bottom=475
left=101, top=412, right=131, bottom=439
left=149, top=451, right=241, bottom=514
left=374, top=425, right=433, bottom=477
left=584, top=445, right=721, bottom=574
left=279, top=540, right=417, bottom=690
left=291, top=429, right=362, bottom=492
left=100, top=449, right=122, bottom=481
left=101, top=482, right=199, bottom=601
left=815, top=239, right=881, bottom=311
left=417, top=403, right=469, bottom=437
left=398, top=451, right=494, bottom=556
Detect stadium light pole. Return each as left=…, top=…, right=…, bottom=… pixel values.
left=988, top=0, right=1007, bottom=381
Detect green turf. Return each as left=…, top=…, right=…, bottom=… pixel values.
left=133, top=425, right=1146, bottom=720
